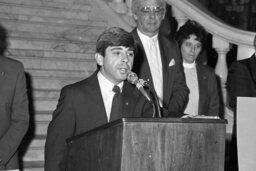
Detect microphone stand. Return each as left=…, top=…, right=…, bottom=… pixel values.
left=127, top=72, right=162, bottom=118
left=143, top=82, right=162, bottom=118
left=151, top=103, right=156, bottom=118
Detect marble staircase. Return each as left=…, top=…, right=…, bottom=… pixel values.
left=0, top=0, right=108, bottom=170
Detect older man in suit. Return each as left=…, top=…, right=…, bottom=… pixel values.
left=226, top=35, right=256, bottom=171
left=0, top=56, right=29, bottom=170
left=45, top=27, right=154, bottom=171
left=227, top=35, right=256, bottom=110
left=131, top=0, right=189, bottom=116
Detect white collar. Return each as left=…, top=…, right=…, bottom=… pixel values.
left=97, top=71, right=123, bottom=92
left=137, top=29, right=158, bottom=43
left=183, top=61, right=196, bottom=69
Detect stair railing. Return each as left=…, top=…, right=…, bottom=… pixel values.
left=104, top=0, right=256, bottom=136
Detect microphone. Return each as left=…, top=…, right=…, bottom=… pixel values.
left=127, top=72, right=153, bottom=103
left=127, top=72, right=162, bottom=118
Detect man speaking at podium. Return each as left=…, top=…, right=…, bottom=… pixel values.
left=45, top=27, right=154, bottom=171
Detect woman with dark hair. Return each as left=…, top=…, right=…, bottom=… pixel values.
left=176, top=20, right=220, bottom=117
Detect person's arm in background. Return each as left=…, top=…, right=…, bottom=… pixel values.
left=208, top=70, right=220, bottom=116
left=0, top=63, right=29, bottom=166
left=226, top=61, right=250, bottom=110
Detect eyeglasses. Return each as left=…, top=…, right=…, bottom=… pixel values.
left=139, top=6, right=165, bottom=15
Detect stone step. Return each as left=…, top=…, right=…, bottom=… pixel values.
left=31, top=113, right=52, bottom=139
left=22, top=136, right=46, bottom=150
left=0, top=12, right=106, bottom=27
left=2, top=0, right=91, bottom=5
left=22, top=154, right=44, bottom=171
left=26, top=68, right=87, bottom=79
left=29, top=78, right=82, bottom=91
left=22, top=146, right=44, bottom=162
left=34, top=112, right=53, bottom=122
left=0, top=0, right=90, bottom=11
left=1, top=19, right=105, bottom=40
left=32, top=89, right=60, bottom=99
left=8, top=30, right=99, bottom=44
left=8, top=38, right=96, bottom=53
left=7, top=49, right=94, bottom=60
left=26, top=112, right=52, bottom=135
left=33, top=99, right=58, bottom=112
left=23, top=167, right=44, bottom=171
left=33, top=120, right=49, bottom=136
left=31, top=76, right=83, bottom=90
left=9, top=56, right=97, bottom=71
left=0, top=3, right=90, bottom=20
left=20, top=135, right=46, bottom=162
left=51, top=0, right=91, bottom=4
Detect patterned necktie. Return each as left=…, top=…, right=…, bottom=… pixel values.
left=110, top=85, right=122, bottom=122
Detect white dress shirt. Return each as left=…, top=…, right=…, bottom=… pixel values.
left=137, top=29, right=163, bottom=106
left=97, top=71, right=123, bottom=122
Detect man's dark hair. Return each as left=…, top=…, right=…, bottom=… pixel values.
left=175, top=20, right=208, bottom=50
left=0, top=24, right=8, bottom=55
left=96, top=27, right=136, bottom=57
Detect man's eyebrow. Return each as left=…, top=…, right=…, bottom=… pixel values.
left=110, top=47, right=123, bottom=51
left=110, top=47, right=134, bottom=52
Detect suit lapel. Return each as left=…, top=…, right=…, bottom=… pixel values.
left=85, top=72, right=108, bottom=122
left=197, top=64, right=208, bottom=115
left=132, top=29, right=153, bottom=84
left=249, top=54, right=256, bottom=84
left=158, top=35, right=179, bottom=105
left=158, top=35, right=170, bottom=97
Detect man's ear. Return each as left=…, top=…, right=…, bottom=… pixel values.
left=161, top=12, right=166, bottom=21
left=133, top=13, right=138, bottom=20
left=95, top=53, right=104, bottom=67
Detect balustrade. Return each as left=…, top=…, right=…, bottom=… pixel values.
left=111, top=0, right=256, bottom=134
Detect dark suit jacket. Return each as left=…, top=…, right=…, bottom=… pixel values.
left=45, top=71, right=153, bottom=171
left=131, top=29, right=189, bottom=116
left=196, top=63, right=220, bottom=116
left=227, top=54, right=256, bottom=109
left=0, top=56, right=29, bottom=170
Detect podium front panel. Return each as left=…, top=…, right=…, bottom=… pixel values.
left=67, top=118, right=226, bottom=171
left=122, top=120, right=225, bottom=171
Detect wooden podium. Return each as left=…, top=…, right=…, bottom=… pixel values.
left=66, top=118, right=226, bottom=171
